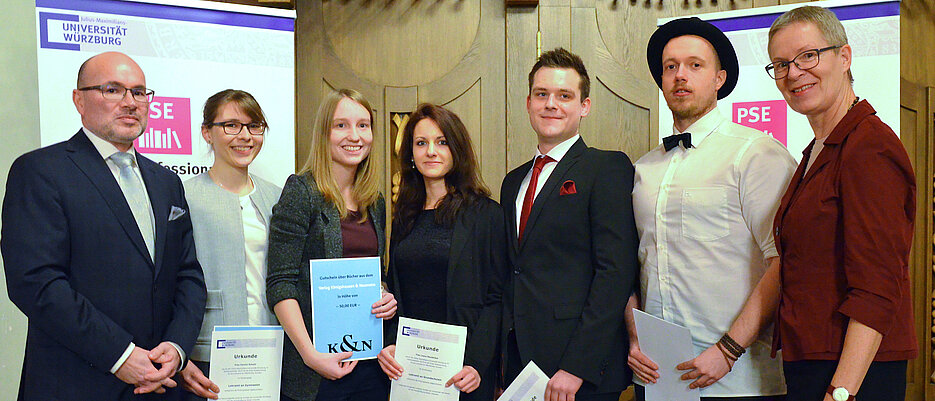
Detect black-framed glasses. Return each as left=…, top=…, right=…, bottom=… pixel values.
left=78, top=84, right=154, bottom=103
left=765, top=45, right=842, bottom=80
left=206, top=121, right=267, bottom=136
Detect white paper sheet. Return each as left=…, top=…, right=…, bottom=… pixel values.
left=209, top=326, right=284, bottom=401
left=497, top=360, right=549, bottom=401
left=632, top=309, right=701, bottom=401
left=389, top=317, right=467, bottom=401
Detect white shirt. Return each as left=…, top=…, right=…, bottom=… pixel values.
left=514, top=134, right=580, bottom=235
left=83, top=129, right=186, bottom=374
left=240, top=186, right=271, bottom=326
left=632, top=109, right=796, bottom=396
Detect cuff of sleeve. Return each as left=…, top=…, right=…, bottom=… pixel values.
left=837, top=291, right=896, bottom=335
left=169, top=342, right=187, bottom=373
left=110, top=342, right=136, bottom=374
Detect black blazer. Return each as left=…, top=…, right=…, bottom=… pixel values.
left=499, top=138, right=639, bottom=395
left=266, top=173, right=386, bottom=401
left=385, top=198, right=507, bottom=401
left=2, top=131, right=206, bottom=400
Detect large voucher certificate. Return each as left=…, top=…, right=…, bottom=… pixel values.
left=389, top=317, right=467, bottom=401
left=310, top=256, right=383, bottom=360
left=209, top=326, right=284, bottom=401
left=497, top=361, right=548, bottom=401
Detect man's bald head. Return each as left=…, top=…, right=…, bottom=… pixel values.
left=73, top=52, right=149, bottom=152
left=76, top=52, right=145, bottom=88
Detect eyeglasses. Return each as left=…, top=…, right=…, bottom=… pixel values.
left=206, top=121, right=267, bottom=136
left=78, top=84, right=154, bottom=103
left=765, top=45, right=842, bottom=80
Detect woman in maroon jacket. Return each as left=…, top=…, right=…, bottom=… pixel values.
left=765, top=6, right=916, bottom=401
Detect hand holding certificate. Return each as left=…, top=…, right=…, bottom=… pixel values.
left=209, top=326, right=285, bottom=401
left=310, top=257, right=383, bottom=361
left=497, top=361, right=548, bottom=401
left=632, top=309, right=701, bottom=401
left=389, top=317, right=467, bottom=401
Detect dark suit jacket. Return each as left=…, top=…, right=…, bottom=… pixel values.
left=385, top=198, right=508, bottom=401
left=1, top=130, right=207, bottom=401
left=772, top=100, right=917, bottom=362
left=500, top=137, right=638, bottom=394
left=266, top=173, right=386, bottom=401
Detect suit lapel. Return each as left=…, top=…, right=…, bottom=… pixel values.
left=323, top=207, right=343, bottom=259
left=447, top=212, right=471, bottom=292
left=65, top=131, right=154, bottom=269
left=519, top=138, right=586, bottom=250
left=138, top=155, right=167, bottom=276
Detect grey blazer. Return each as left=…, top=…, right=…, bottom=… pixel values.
left=266, top=173, right=386, bottom=401
left=183, top=172, right=283, bottom=362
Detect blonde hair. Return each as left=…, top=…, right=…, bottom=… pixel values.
left=300, top=89, right=381, bottom=221
left=768, top=5, right=853, bottom=83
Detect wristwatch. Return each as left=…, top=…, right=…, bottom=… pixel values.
left=827, top=385, right=855, bottom=401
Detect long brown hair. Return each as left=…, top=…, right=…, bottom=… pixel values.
left=393, top=103, right=489, bottom=238
left=299, top=89, right=381, bottom=221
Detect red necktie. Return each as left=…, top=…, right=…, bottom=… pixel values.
left=518, top=155, right=555, bottom=242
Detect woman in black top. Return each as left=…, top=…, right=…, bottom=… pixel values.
left=378, top=103, right=508, bottom=400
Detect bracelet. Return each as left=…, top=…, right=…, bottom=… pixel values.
left=718, top=334, right=745, bottom=359
left=714, top=342, right=736, bottom=372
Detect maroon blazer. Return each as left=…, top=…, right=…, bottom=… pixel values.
left=772, top=100, right=917, bottom=362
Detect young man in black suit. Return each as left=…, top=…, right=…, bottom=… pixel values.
left=500, top=47, right=639, bottom=401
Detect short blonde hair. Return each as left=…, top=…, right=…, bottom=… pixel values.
left=768, top=6, right=853, bottom=83
left=300, top=89, right=381, bottom=221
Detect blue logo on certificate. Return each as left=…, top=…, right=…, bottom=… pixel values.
left=310, top=256, right=383, bottom=360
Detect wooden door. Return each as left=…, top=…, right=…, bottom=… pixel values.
left=900, top=77, right=935, bottom=401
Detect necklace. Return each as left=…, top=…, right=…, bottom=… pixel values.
left=848, top=96, right=860, bottom=111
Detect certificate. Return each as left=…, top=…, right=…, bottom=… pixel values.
left=632, top=309, right=701, bottom=401
left=209, top=326, right=284, bottom=401
left=497, top=360, right=548, bottom=401
left=310, top=256, right=383, bottom=360
left=389, top=317, right=467, bottom=401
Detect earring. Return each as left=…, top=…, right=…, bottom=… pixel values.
left=410, top=159, right=415, bottom=169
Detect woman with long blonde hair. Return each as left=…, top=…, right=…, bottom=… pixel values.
left=266, top=89, right=396, bottom=401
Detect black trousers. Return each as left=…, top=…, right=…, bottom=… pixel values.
left=783, top=360, right=906, bottom=400
left=634, top=384, right=785, bottom=400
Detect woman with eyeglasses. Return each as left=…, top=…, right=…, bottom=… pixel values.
left=765, top=6, right=916, bottom=401
left=179, top=89, right=282, bottom=400
left=266, top=89, right=396, bottom=401
left=376, top=104, right=507, bottom=401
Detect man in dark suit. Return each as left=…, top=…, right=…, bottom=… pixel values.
left=2, top=51, right=206, bottom=400
left=500, top=47, right=639, bottom=401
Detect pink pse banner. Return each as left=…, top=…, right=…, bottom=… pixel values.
left=136, top=96, right=192, bottom=155
left=732, top=100, right=788, bottom=146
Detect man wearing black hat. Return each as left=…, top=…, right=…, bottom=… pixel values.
left=624, top=17, right=795, bottom=400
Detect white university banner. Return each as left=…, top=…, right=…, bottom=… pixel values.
left=36, top=0, right=296, bottom=184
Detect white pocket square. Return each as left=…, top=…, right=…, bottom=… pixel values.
left=168, top=206, right=187, bottom=221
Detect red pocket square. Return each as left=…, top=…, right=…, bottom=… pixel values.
left=560, top=180, right=577, bottom=195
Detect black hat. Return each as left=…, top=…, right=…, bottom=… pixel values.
left=646, top=17, right=739, bottom=100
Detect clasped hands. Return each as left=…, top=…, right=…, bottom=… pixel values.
left=114, top=342, right=183, bottom=394
left=628, top=340, right=733, bottom=390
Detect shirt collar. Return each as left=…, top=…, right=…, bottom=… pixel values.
left=535, top=133, right=579, bottom=162
left=83, top=127, right=137, bottom=162
left=671, top=107, right=725, bottom=148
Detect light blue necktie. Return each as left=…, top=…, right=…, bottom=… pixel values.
left=110, top=152, right=155, bottom=260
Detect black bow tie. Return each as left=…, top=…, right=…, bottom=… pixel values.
left=663, top=132, right=692, bottom=151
